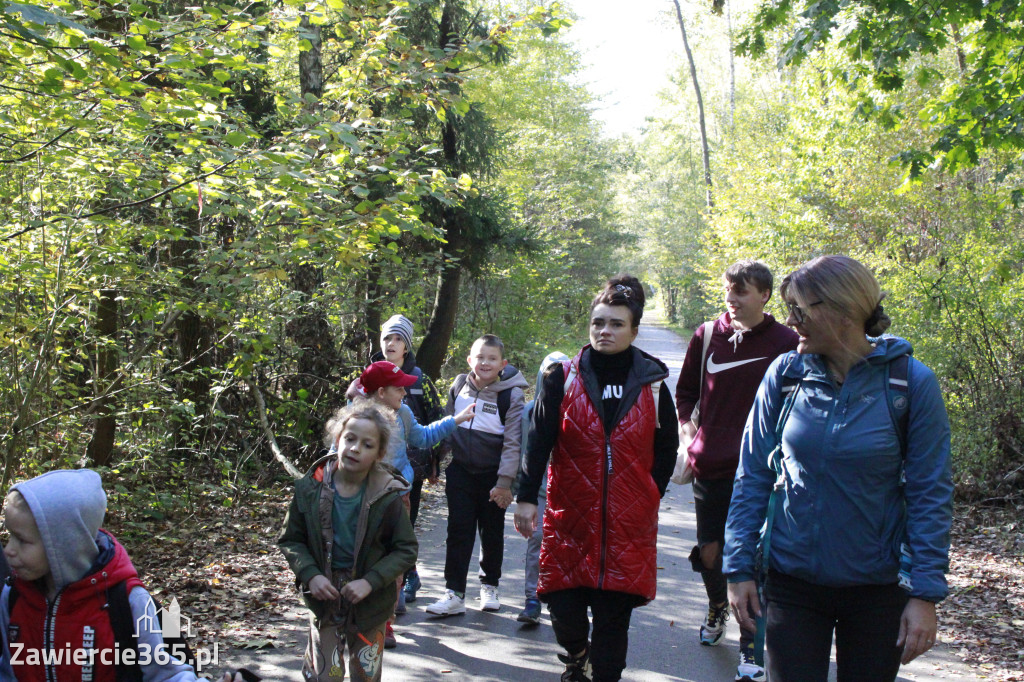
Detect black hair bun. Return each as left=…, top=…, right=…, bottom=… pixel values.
left=606, top=274, right=646, bottom=307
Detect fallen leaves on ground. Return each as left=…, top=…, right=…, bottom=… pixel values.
left=942, top=506, right=1024, bottom=679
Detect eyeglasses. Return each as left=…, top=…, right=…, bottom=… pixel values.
left=786, top=300, right=824, bottom=324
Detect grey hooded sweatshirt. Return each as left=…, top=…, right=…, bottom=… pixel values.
left=446, top=365, right=530, bottom=489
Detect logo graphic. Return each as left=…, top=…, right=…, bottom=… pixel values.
left=135, top=597, right=193, bottom=639
left=481, top=403, right=498, bottom=415
left=705, top=353, right=767, bottom=374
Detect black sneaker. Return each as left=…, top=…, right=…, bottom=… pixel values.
left=557, top=647, right=592, bottom=682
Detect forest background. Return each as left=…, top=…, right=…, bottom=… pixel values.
left=0, top=0, right=1022, bottom=673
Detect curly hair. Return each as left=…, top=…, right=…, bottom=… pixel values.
left=323, top=400, right=394, bottom=457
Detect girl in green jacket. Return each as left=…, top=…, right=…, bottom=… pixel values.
left=279, top=403, right=418, bottom=682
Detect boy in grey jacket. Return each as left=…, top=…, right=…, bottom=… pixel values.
left=425, top=335, right=528, bottom=616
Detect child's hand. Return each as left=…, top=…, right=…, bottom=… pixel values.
left=308, top=574, right=340, bottom=601
left=341, top=578, right=373, bottom=604
left=454, top=402, right=476, bottom=424
left=489, top=486, right=513, bottom=509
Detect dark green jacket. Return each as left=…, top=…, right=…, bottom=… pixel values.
left=278, top=455, right=418, bottom=630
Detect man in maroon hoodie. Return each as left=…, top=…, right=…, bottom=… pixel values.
left=674, top=260, right=798, bottom=682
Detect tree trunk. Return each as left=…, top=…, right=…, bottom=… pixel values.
left=417, top=255, right=462, bottom=377
left=286, top=12, right=336, bottom=408
left=673, top=0, right=714, bottom=209
left=86, top=288, right=118, bottom=466
left=415, top=1, right=464, bottom=378
left=726, top=0, right=736, bottom=128
left=299, top=16, right=323, bottom=105
left=170, top=230, right=213, bottom=437
left=365, top=263, right=384, bottom=358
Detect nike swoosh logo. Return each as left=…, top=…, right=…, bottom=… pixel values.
left=706, top=353, right=768, bottom=374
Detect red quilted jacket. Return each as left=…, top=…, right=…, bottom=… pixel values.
left=538, top=349, right=664, bottom=602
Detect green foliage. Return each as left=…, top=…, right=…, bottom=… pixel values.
left=0, top=0, right=575, bottom=484
left=736, top=0, right=1024, bottom=185
left=705, top=53, right=1024, bottom=490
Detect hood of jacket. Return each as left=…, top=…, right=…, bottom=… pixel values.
left=535, top=352, right=570, bottom=396
left=306, top=453, right=410, bottom=501
left=779, top=334, right=913, bottom=382
left=10, top=469, right=108, bottom=591
left=467, top=363, right=530, bottom=399
left=577, top=344, right=670, bottom=431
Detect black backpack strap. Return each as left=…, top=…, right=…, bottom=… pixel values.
left=886, top=354, right=911, bottom=458
left=497, top=387, right=511, bottom=425
left=3, top=580, right=16, bottom=659
left=107, top=581, right=144, bottom=682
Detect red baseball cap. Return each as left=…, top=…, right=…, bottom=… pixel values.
left=360, top=360, right=417, bottom=393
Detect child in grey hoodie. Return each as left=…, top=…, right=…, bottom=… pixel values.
left=0, top=469, right=245, bottom=682
left=425, top=334, right=528, bottom=617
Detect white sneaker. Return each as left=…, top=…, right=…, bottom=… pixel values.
left=479, top=584, right=500, bottom=612
left=425, top=590, right=466, bottom=616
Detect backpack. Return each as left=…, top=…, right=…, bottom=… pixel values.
left=451, top=372, right=513, bottom=425
left=5, top=579, right=260, bottom=682
left=5, top=579, right=196, bottom=682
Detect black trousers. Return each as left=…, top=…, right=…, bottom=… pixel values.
left=546, top=587, right=640, bottom=682
left=691, top=477, right=733, bottom=606
left=408, top=474, right=424, bottom=526
left=443, top=461, right=506, bottom=593
left=765, top=570, right=908, bottom=682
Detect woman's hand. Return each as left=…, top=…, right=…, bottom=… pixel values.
left=727, top=580, right=761, bottom=633
left=341, top=578, right=373, bottom=604
left=454, top=402, right=476, bottom=424
left=308, top=574, right=340, bottom=601
left=513, top=502, right=538, bottom=538
left=489, top=486, right=513, bottom=509
left=897, top=597, right=937, bottom=664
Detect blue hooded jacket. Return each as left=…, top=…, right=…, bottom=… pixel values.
left=723, top=336, right=953, bottom=602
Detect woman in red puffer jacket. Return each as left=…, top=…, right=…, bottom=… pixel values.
left=514, top=274, right=678, bottom=682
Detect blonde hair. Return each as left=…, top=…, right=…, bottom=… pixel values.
left=323, top=400, right=393, bottom=457
left=780, top=256, right=892, bottom=336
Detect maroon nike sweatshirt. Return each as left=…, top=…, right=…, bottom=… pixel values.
left=675, top=312, right=798, bottom=480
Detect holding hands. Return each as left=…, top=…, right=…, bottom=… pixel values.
left=489, top=486, right=512, bottom=509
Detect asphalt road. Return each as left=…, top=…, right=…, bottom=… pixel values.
left=223, top=312, right=976, bottom=681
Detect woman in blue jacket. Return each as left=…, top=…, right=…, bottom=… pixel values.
left=724, top=256, right=953, bottom=681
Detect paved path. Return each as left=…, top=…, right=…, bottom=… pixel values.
left=223, top=311, right=976, bottom=681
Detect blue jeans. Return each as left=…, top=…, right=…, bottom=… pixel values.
left=524, top=469, right=548, bottom=599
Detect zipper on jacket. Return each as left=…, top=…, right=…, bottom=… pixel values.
left=44, top=590, right=63, bottom=682
left=598, top=436, right=612, bottom=589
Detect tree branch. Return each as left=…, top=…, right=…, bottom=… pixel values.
left=1, top=101, right=99, bottom=164
left=1, top=160, right=235, bottom=242
left=244, top=378, right=303, bottom=479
